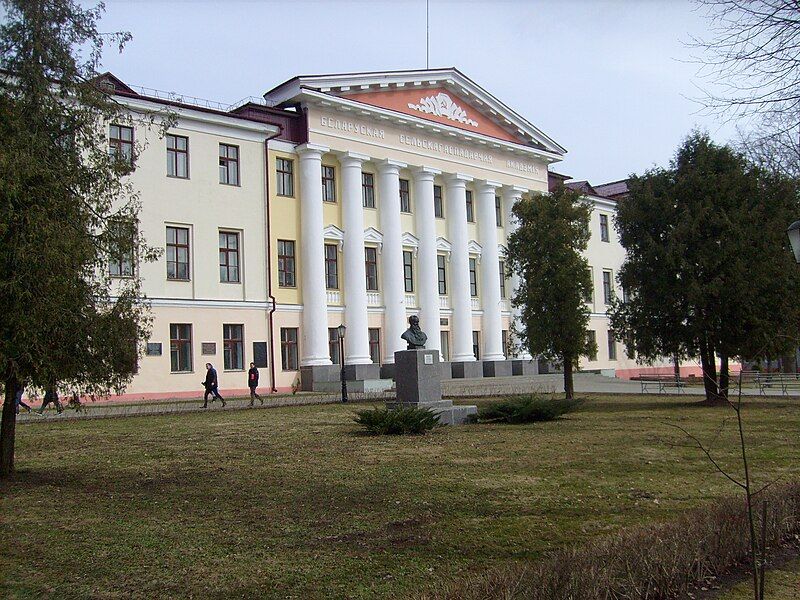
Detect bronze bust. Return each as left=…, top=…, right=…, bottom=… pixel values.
left=401, top=315, right=428, bottom=349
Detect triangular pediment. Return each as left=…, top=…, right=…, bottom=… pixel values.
left=341, top=87, right=525, bottom=144
left=262, top=68, right=566, bottom=155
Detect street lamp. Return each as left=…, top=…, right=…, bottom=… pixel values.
left=337, top=323, right=348, bottom=403
left=788, top=221, right=800, bottom=264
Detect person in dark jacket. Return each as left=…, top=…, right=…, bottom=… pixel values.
left=14, top=382, right=31, bottom=414
left=202, top=363, right=225, bottom=408
left=38, top=382, right=63, bottom=415
left=248, top=362, right=263, bottom=407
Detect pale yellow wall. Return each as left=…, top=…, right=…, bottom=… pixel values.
left=269, top=149, right=301, bottom=306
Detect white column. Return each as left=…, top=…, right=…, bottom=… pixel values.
left=376, top=159, right=408, bottom=363
left=502, top=185, right=531, bottom=360
left=337, top=151, right=372, bottom=364
left=297, top=143, right=332, bottom=366
left=445, top=173, right=476, bottom=362
left=413, top=167, right=442, bottom=358
left=476, top=180, right=505, bottom=361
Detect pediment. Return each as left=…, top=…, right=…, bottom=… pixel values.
left=341, top=87, right=526, bottom=144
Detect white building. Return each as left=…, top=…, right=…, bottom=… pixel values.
left=101, top=69, right=668, bottom=400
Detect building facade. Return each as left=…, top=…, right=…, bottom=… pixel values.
left=104, top=69, right=662, bottom=400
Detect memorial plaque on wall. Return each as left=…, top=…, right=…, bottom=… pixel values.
left=201, top=342, right=216, bottom=355
left=146, top=342, right=162, bottom=356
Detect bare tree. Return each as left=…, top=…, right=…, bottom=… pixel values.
left=693, top=0, right=800, bottom=126
left=737, top=111, right=800, bottom=176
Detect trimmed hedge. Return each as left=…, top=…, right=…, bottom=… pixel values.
left=417, top=483, right=800, bottom=600
left=353, top=406, right=440, bottom=435
left=478, top=395, right=583, bottom=424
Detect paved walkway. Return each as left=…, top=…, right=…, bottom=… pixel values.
left=11, top=373, right=796, bottom=423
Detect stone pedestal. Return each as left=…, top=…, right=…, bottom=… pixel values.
left=343, top=363, right=381, bottom=381
left=483, top=360, right=513, bottom=378
left=511, top=359, right=537, bottom=376
left=300, top=365, right=341, bottom=391
left=391, top=349, right=476, bottom=426
left=451, top=361, right=484, bottom=379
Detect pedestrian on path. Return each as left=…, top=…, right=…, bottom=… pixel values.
left=38, top=382, right=63, bottom=415
left=202, top=363, right=225, bottom=408
left=248, top=362, right=263, bottom=407
left=14, top=382, right=32, bottom=414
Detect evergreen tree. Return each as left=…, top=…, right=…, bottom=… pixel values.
left=0, top=0, right=168, bottom=476
left=505, top=184, right=595, bottom=400
left=609, top=132, right=800, bottom=403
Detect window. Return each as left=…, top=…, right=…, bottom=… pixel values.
left=602, top=270, right=613, bottom=304
left=324, top=243, right=338, bottom=289
left=465, top=190, right=475, bottom=222
left=434, top=184, right=444, bottom=218
left=322, top=165, right=336, bottom=202
left=495, top=195, right=502, bottom=226
left=362, top=172, right=375, bottom=208
left=108, top=220, right=134, bottom=277
left=170, top=323, right=192, bottom=372
left=437, top=255, right=447, bottom=295
left=622, top=285, right=629, bottom=304
left=440, top=331, right=450, bottom=361
left=109, top=124, right=133, bottom=166
left=278, top=240, right=296, bottom=288
left=607, top=330, right=617, bottom=361
left=600, top=214, right=610, bottom=242
left=499, top=260, right=506, bottom=299
left=502, top=330, right=509, bottom=358
left=166, top=134, right=188, bottom=178
left=328, top=328, right=340, bottom=365
left=219, top=144, right=239, bottom=185
left=368, top=328, right=381, bottom=364
left=585, top=267, right=594, bottom=303
left=399, top=178, right=411, bottom=213
left=166, top=226, right=190, bottom=280
left=469, top=257, right=478, bottom=297
left=403, top=250, right=414, bottom=293
left=472, top=331, right=480, bottom=361
left=276, top=157, right=294, bottom=196
left=223, top=324, right=244, bottom=370
left=365, top=247, right=378, bottom=291
left=280, top=327, right=299, bottom=371
left=219, top=231, right=240, bottom=283
left=587, top=330, right=597, bottom=361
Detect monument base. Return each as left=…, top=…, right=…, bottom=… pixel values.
left=511, top=359, right=538, bottom=376
left=451, top=361, right=484, bottom=379
left=483, top=360, right=513, bottom=378
left=391, top=349, right=476, bottom=426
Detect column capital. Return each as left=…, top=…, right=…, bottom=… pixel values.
left=335, top=150, right=370, bottom=167
left=475, top=179, right=503, bottom=194
left=502, top=185, right=527, bottom=200
left=445, top=172, right=474, bottom=184
left=296, top=142, right=330, bottom=158
left=376, top=158, right=408, bottom=174
left=412, top=166, right=442, bottom=181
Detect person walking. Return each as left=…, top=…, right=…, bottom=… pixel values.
left=248, top=362, right=263, bottom=407
left=38, top=382, right=63, bottom=415
left=14, top=382, right=32, bottom=414
left=202, top=363, right=225, bottom=408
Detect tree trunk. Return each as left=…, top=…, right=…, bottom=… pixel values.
left=563, top=354, right=574, bottom=400
left=673, top=354, right=681, bottom=380
left=0, top=373, right=18, bottom=477
left=699, top=339, right=721, bottom=404
left=719, top=353, right=730, bottom=401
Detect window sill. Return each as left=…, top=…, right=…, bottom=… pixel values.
left=219, top=182, right=241, bottom=188
left=110, top=275, right=135, bottom=279
left=167, top=278, right=191, bottom=282
left=223, top=369, right=245, bottom=373
left=220, top=281, right=242, bottom=285
left=276, top=193, right=295, bottom=198
left=167, top=175, right=190, bottom=180
left=279, top=284, right=297, bottom=289
left=171, top=370, right=194, bottom=374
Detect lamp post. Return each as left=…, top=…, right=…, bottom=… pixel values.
left=787, top=221, right=800, bottom=264
left=337, top=323, right=348, bottom=403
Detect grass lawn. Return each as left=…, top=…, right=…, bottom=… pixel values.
left=717, top=559, right=800, bottom=599
left=1, top=394, right=799, bottom=599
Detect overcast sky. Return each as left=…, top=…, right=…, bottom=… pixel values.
left=93, top=0, right=738, bottom=184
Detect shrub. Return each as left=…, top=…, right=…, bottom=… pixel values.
left=353, top=406, right=440, bottom=435
left=416, top=483, right=800, bottom=600
left=478, top=395, right=583, bottom=424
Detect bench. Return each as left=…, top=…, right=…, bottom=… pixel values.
left=637, top=374, right=686, bottom=395
left=739, top=371, right=800, bottom=395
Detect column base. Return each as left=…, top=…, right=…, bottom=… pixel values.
left=300, top=365, right=341, bottom=391
left=483, top=360, right=513, bottom=377
left=300, top=357, right=334, bottom=367
left=451, top=361, right=484, bottom=379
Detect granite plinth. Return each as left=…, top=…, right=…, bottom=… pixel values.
left=343, top=363, right=381, bottom=381
left=439, top=361, right=453, bottom=380
left=451, top=361, right=484, bottom=379
left=511, top=359, right=538, bottom=376
left=379, top=363, right=396, bottom=380
left=483, top=360, right=513, bottom=378
left=300, top=365, right=341, bottom=391
left=394, top=349, right=442, bottom=404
